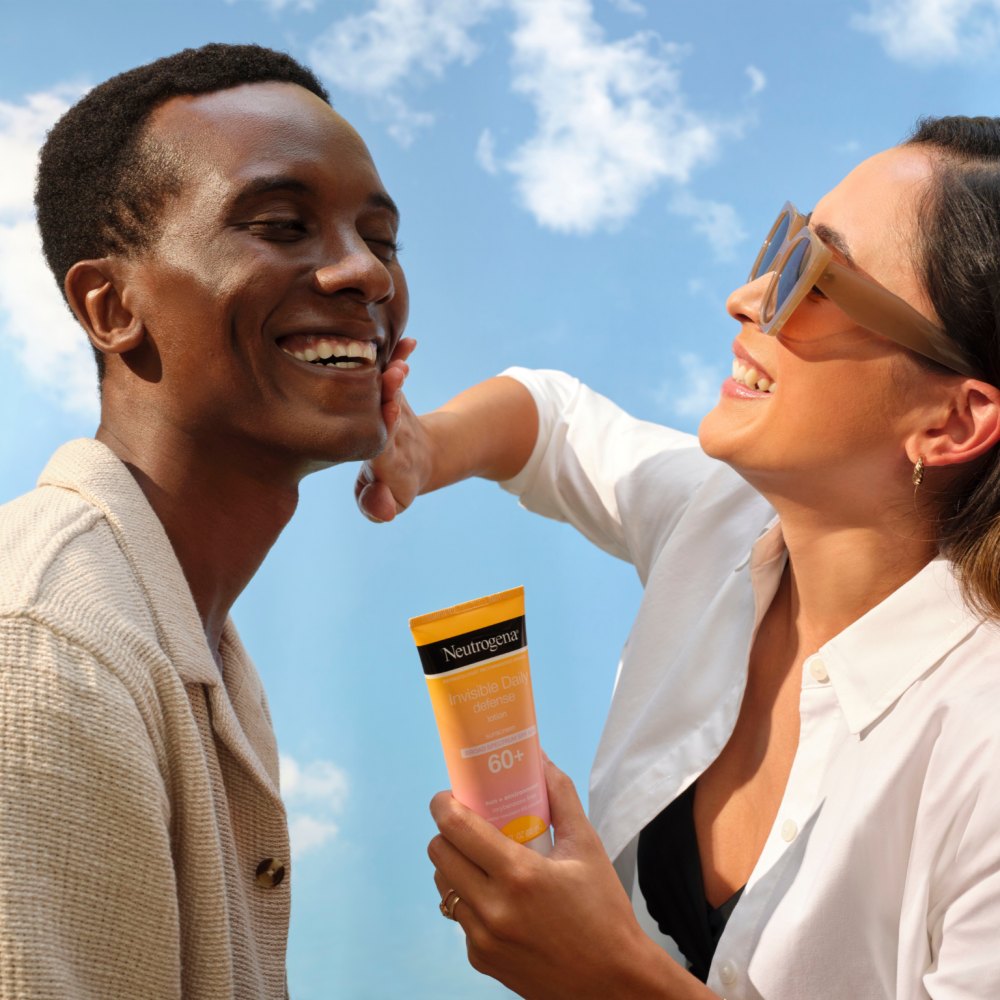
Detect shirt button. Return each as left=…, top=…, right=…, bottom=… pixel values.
left=255, top=857, right=286, bottom=888
left=809, top=658, right=829, bottom=683
left=719, top=960, right=738, bottom=985
left=780, top=818, right=798, bottom=842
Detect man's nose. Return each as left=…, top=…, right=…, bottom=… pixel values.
left=726, top=273, right=772, bottom=329
left=313, top=236, right=394, bottom=304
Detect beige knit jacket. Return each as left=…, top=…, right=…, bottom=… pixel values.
left=0, top=439, right=291, bottom=999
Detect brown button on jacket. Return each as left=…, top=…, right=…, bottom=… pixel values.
left=0, top=439, right=290, bottom=999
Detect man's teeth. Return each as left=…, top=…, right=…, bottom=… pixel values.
left=732, top=357, right=776, bottom=393
left=282, top=340, right=378, bottom=368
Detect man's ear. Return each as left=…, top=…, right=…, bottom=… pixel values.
left=65, top=260, right=144, bottom=356
left=906, top=378, right=1000, bottom=470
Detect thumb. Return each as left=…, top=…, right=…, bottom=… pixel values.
left=542, top=757, right=590, bottom=850
left=357, top=480, right=397, bottom=523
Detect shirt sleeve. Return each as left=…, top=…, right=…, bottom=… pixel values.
left=497, top=367, right=720, bottom=584
left=0, top=618, right=182, bottom=1000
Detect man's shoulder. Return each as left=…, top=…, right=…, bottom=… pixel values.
left=0, top=482, right=154, bottom=637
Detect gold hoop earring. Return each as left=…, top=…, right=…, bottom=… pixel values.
left=912, top=455, right=925, bottom=486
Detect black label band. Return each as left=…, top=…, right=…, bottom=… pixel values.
left=418, top=616, right=527, bottom=676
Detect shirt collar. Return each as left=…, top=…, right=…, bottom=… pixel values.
left=742, top=519, right=981, bottom=735
left=37, top=438, right=221, bottom=687
left=821, top=555, right=979, bottom=733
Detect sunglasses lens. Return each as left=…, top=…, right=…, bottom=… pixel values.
left=753, top=211, right=790, bottom=279
left=763, top=238, right=811, bottom=325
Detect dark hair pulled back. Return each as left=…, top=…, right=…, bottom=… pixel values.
left=906, top=116, right=1000, bottom=620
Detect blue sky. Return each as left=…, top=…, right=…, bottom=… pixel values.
left=2, top=1, right=1000, bottom=996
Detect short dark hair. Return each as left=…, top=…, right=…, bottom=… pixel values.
left=35, top=42, right=330, bottom=377
left=903, top=116, right=1000, bottom=621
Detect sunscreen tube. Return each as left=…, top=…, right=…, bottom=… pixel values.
left=410, top=586, right=552, bottom=855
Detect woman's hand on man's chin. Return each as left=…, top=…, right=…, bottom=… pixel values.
left=355, top=337, right=426, bottom=523
left=428, top=758, right=713, bottom=1000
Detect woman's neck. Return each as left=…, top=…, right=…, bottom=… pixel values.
left=769, top=498, right=939, bottom=653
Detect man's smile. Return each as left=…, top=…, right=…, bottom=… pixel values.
left=276, top=332, right=380, bottom=369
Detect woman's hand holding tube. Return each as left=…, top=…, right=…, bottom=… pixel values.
left=355, top=372, right=539, bottom=523
left=428, top=759, right=716, bottom=1000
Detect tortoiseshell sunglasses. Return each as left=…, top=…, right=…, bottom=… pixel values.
left=749, top=201, right=981, bottom=379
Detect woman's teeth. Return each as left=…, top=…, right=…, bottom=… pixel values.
left=281, top=339, right=377, bottom=368
left=732, top=357, right=776, bottom=393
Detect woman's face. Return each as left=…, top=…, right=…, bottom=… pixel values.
left=699, top=146, right=944, bottom=505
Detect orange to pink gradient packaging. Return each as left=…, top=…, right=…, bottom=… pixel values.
left=409, top=586, right=552, bottom=855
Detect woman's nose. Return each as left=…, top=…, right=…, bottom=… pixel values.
left=313, top=239, right=394, bottom=304
left=726, top=273, right=772, bottom=328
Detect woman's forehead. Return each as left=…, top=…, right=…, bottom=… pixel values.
left=811, top=146, right=935, bottom=287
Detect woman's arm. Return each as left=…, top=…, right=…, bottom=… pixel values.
left=356, top=372, right=538, bottom=523
left=428, top=758, right=717, bottom=1000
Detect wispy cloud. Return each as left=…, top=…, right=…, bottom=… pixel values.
left=476, top=127, right=499, bottom=174
left=280, top=753, right=349, bottom=858
left=745, top=65, right=766, bottom=95
left=0, top=85, right=98, bottom=418
left=657, top=352, right=722, bottom=419
left=669, top=192, right=746, bottom=262
left=852, top=0, right=1000, bottom=64
left=503, top=0, right=724, bottom=234
left=608, top=0, right=646, bottom=14
left=310, top=0, right=500, bottom=145
left=226, top=0, right=321, bottom=11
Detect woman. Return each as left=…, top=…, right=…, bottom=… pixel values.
left=361, top=117, right=1000, bottom=998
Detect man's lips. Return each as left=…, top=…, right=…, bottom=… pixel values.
left=276, top=331, right=379, bottom=369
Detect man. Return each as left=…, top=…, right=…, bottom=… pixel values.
left=0, top=43, right=413, bottom=998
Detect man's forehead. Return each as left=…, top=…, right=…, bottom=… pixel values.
left=147, top=81, right=371, bottom=180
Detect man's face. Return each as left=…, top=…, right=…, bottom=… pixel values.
left=118, top=81, right=408, bottom=471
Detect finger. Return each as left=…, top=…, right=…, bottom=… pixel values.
left=380, top=363, right=408, bottom=403
left=542, top=758, right=594, bottom=850
left=428, top=832, right=490, bottom=903
left=430, top=790, right=523, bottom=875
left=432, top=866, right=489, bottom=941
left=390, top=337, right=417, bottom=364
left=357, top=481, right=397, bottom=523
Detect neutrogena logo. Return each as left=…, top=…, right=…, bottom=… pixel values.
left=418, top=616, right=527, bottom=675
left=442, top=628, right=520, bottom=663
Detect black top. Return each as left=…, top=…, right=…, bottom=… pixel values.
left=636, top=783, right=745, bottom=984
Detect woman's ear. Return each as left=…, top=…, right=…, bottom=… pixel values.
left=907, top=379, right=1000, bottom=469
left=65, top=260, right=144, bottom=357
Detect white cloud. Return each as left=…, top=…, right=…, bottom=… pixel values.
left=0, top=85, right=98, bottom=417
left=852, top=0, right=1000, bottom=64
left=475, top=127, right=499, bottom=174
left=226, top=0, right=321, bottom=10
left=608, top=0, right=646, bottom=14
left=280, top=753, right=349, bottom=859
left=669, top=192, right=746, bottom=262
left=504, top=0, right=723, bottom=234
left=659, top=352, right=722, bottom=419
left=745, top=65, right=766, bottom=95
left=309, top=0, right=501, bottom=145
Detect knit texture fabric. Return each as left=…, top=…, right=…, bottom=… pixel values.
left=0, top=439, right=290, bottom=999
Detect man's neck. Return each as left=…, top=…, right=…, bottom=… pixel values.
left=95, top=419, right=299, bottom=660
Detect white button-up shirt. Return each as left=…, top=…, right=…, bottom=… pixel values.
left=499, top=368, right=1000, bottom=999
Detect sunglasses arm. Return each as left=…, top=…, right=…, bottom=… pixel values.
left=815, top=261, right=981, bottom=379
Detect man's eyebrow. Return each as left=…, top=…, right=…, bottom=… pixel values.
left=366, top=191, right=400, bottom=224
left=231, top=175, right=313, bottom=204
left=809, top=218, right=858, bottom=269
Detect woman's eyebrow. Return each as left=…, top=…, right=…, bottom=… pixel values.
left=812, top=221, right=858, bottom=270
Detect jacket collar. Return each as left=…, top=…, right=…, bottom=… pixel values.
left=37, top=438, right=221, bottom=688
left=748, top=521, right=981, bottom=735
